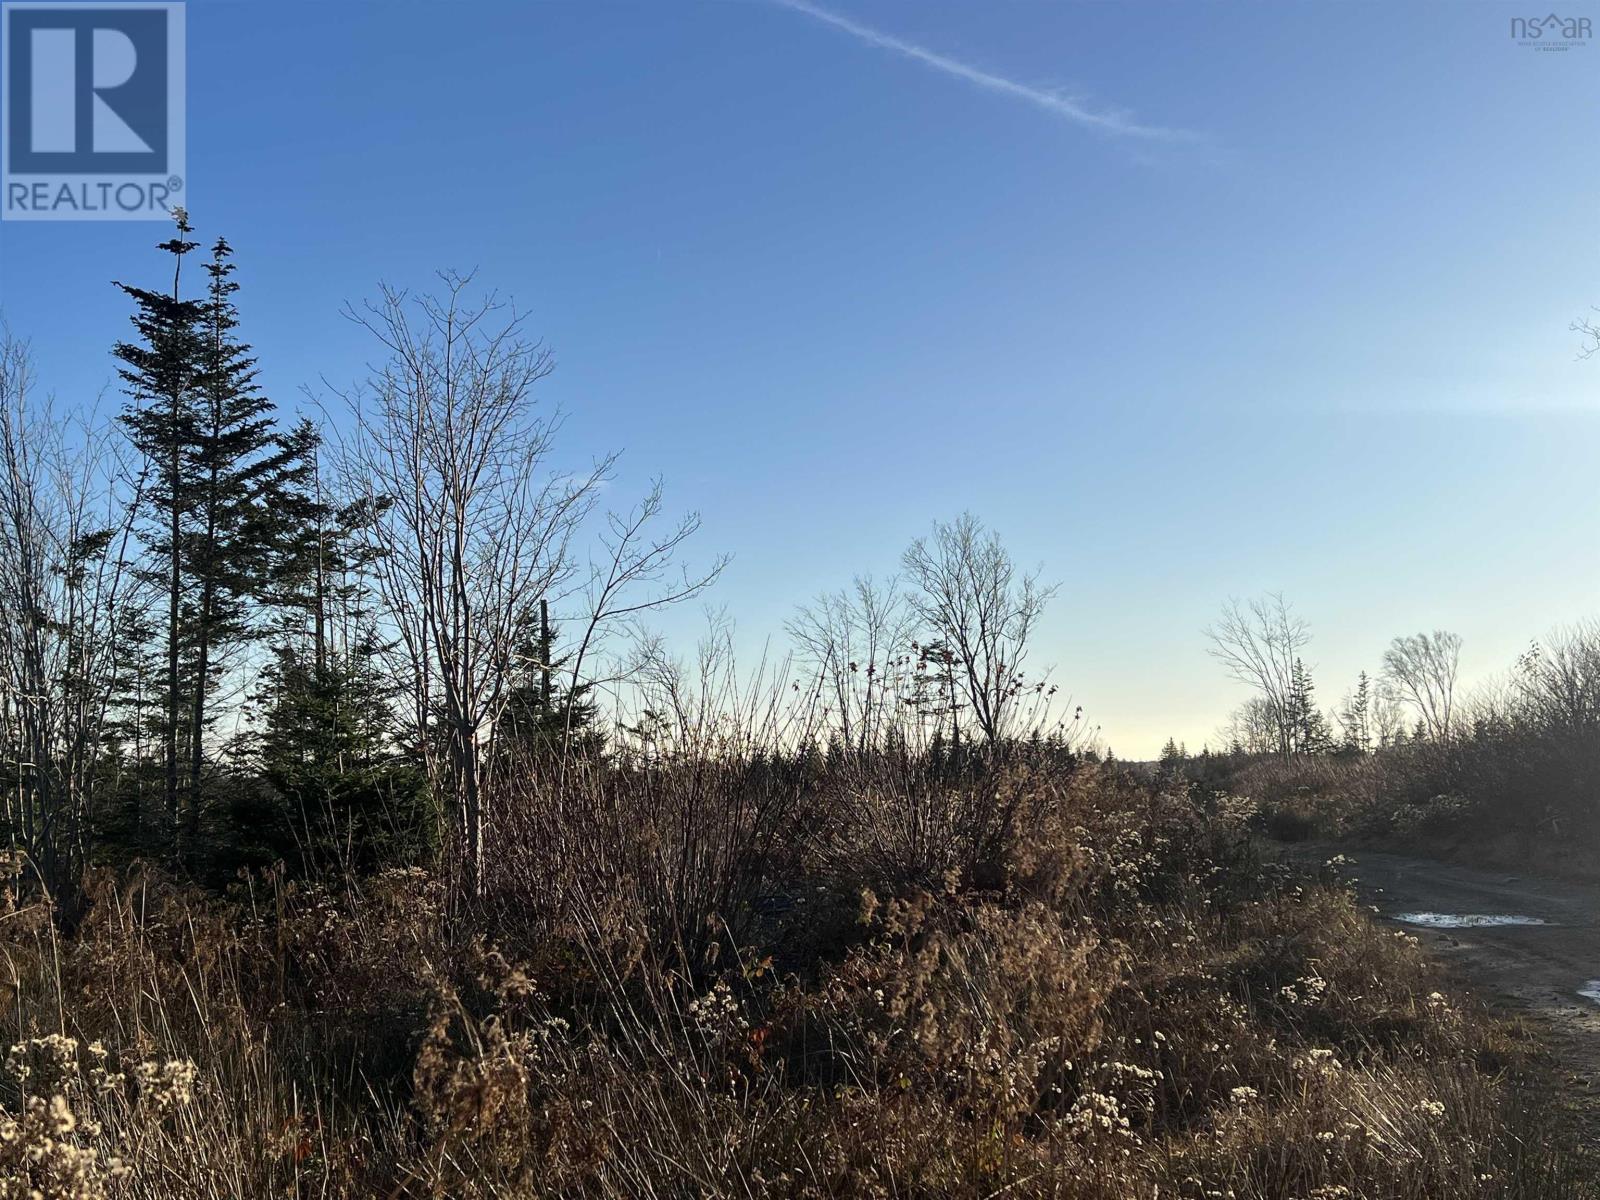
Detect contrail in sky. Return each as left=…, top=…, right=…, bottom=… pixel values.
left=772, top=0, right=1190, bottom=141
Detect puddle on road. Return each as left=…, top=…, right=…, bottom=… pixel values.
left=1393, top=912, right=1549, bottom=929
left=1579, top=981, right=1600, bottom=1005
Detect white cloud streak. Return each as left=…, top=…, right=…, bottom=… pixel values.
left=772, top=0, right=1190, bottom=141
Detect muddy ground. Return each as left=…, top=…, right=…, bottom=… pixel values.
left=1284, top=844, right=1600, bottom=1139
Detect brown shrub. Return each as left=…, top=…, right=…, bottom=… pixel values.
left=0, top=757, right=1587, bottom=1198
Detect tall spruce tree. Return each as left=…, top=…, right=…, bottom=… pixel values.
left=1285, top=658, right=1332, bottom=755
left=1339, top=671, right=1373, bottom=754
left=114, top=209, right=205, bottom=842
left=1159, top=737, right=1187, bottom=768
left=183, top=237, right=309, bottom=834
left=116, top=216, right=309, bottom=856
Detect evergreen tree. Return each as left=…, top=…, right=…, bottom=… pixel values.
left=100, top=604, right=166, bottom=852
left=116, top=217, right=310, bottom=857
left=212, top=418, right=435, bottom=876
left=1338, top=671, right=1373, bottom=754
left=1285, top=658, right=1332, bottom=755
left=114, top=209, right=206, bottom=844
left=183, top=237, right=309, bottom=832
left=261, top=423, right=386, bottom=675
left=229, top=637, right=433, bottom=877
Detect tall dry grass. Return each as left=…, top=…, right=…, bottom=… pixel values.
left=0, top=755, right=1591, bottom=1197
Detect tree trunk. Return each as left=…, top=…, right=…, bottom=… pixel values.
left=539, top=596, right=551, bottom=714
left=186, top=575, right=212, bottom=842
left=452, top=717, right=482, bottom=897
left=165, top=436, right=181, bottom=850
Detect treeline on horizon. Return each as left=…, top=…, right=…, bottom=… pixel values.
left=1163, top=593, right=1600, bottom=862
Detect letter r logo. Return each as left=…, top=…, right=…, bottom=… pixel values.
left=30, top=26, right=152, bottom=154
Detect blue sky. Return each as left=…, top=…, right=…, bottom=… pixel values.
left=1, top=0, right=1597, bottom=757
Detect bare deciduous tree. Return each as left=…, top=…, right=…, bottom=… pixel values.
left=900, top=514, right=1056, bottom=749
left=1205, top=593, right=1309, bottom=758
left=1573, top=308, right=1600, bottom=359
left=1368, top=685, right=1405, bottom=747
left=339, top=276, right=721, bottom=896
left=1380, top=630, right=1462, bottom=743
left=787, top=575, right=920, bottom=755
left=339, top=277, right=608, bottom=894
left=559, top=478, right=726, bottom=746
left=1219, top=697, right=1280, bottom=756
left=1516, top=623, right=1600, bottom=734
left=0, top=335, right=136, bottom=913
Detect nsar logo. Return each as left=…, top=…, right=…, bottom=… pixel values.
left=2, top=2, right=185, bottom=221
left=1510, top=12, right=1591, bottom=49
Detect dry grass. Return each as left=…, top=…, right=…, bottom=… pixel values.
left=0, top=760, right=1590, bottom=1198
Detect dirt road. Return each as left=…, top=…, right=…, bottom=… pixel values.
left=1339, top=850, right=1600, bottom=1013
left=1295, top=846, right=1600, bottom=1126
